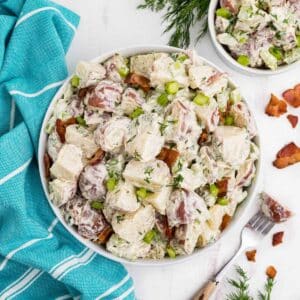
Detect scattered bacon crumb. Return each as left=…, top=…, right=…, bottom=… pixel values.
left=125, top=73, right=151, bottom=93
left=216, top=179, right=228, bottom=197
left=286, top=114, right=298, bottom=128
left=265, top=94, right=287, bottom=117
left=273, top=142, right=300, bottom=169
left=198, top=130, right=208, bottom=144
left=261, top=193, right=292, bottom=223
left=78, top=85, right=95, bottom=100
left=272, top=231, right=284, bottom=246
left=97, top=225, right=113, bottom=244
left=88, top=148, right=105, bottom=166
left=56, top=117, right=77, bottom=143
left=220, top=214, right=232, bottom=231
left=157, top=147, right=180, bottom=168
left=44, top=152, right=52, bottom=178
left=245, top=249, right=257, bottom=262
left=282, top=84, right=300, bottom=108
left=266, top=265, right=277, bottom=279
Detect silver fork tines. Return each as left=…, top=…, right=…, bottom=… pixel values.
left=247, top=211, right=274, bottom=235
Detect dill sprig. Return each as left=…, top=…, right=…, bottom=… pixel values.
left=138, top=0, right=210, bottom=48
left=226, top=266, right=253, bottom=300
left=258, top=278, right=275, bottom=300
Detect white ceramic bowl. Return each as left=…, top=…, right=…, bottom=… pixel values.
left=38, top=45, right=261, bottom=266
left=208, top=0, right=300, bottom=76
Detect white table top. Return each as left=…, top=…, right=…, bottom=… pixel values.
left=55, top=1, right=300, bottom=299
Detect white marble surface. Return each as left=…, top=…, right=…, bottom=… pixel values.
left=55, top=1, right=300, bottom=299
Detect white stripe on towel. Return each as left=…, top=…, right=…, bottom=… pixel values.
left=15, top=7, right=76, bottom=32
left=49, top=247, right=89, bottom=274
left=55, top=295, right=72, bottom=300
left=57, top=251, right=97, bottom=280
left=0, top=268, right=43, bottom=300
left=52, top=249, right=95, bottom=280
left=96, top=274, right=130, bottom=300
left=116, top=286, right=135, bottom=300
left=9, top=100, right=15, bottom=130
left=10, top=80, right=64, bottom=98
left=0, top=218, right=58, bottom=271
left=0, top=158, right=32, bottom=185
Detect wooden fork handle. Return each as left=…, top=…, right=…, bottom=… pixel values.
left=192, top=280, right=218, bottom=300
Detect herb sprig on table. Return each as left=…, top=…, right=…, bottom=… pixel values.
left=227, top=266, right=275, bottom=300
left=138, top=0, right=210, bottom=48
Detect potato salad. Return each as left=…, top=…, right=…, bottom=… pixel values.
left=44, top=50, right=259, bottom=260
left=215, top=0, right=300, bottom=70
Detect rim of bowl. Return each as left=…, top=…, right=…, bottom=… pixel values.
left=38, top=44, right=262, bottom=266
left=208, top=0, right=300, bottom=76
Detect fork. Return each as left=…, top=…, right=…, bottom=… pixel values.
left=193, top=211, right=275, bottom=300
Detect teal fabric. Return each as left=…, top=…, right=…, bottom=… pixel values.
left=0, top=0, right=134, bottom=299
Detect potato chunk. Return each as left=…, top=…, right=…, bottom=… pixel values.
left=49, top=179, right=76, bottom=207
left=106, top=234, right=151, bottom=260
left=123, top=159, right=171, bottom=192
left=106, top=180, right=140, bottom=212
left=65, top=124, right=98, bottom=159
left=50, top=144, right=83, bottom=182
left=111, top=205, right=155, bottom=243
left=144, top=187, right=171, bottom=215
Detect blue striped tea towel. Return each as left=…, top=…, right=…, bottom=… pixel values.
left=0, top=0, right=134, bottom=299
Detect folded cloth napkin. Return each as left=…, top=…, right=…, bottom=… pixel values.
left=0, top=0, right=134, bottom=299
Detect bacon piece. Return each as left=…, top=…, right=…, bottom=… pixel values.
left=155, top=213, right=174, bottom=240
left=266, top=266, right=277, bottom=279
left=265, top=94, right=287, bottom=117
left=220, top=0, right=239, bottom=14
left=220, top=214, right=231, bottom=231
left=125, top=73, right=151, bottom=93
left=245, top=249, right=256, bottom=262
left=261, top=193, right=292, bottom=223
left=78, top=85, right=95, bottom=100
left=216, top=179, right=228, bottom=197
left=97, top=225, right=113, bottom=244
left=287, top=114, right=298, bottom=128
left=88, top=148, right=105, bottom=166
left=44, top=152, right=52, bottom=178
left=272, top=231, right=284, bottom=246
left=273, top=142, right=300, bottom=169
left=198, top=130, right=208, bottom=144
left=157, top=147, right=180, bottom=168
left=55, top=117, right=77, bottom=143
left=282, top=84, right=300, bottom=108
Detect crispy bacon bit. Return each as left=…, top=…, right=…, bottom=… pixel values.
left=261, top=193, right=292, bottom=223
left=157, top=147, right=180, bottom=168
left=287, top=114, right=298, bottom=128
left=44, top=152, right=52, bottom=178
left=125, top=73, right=151, bottom=93
left=272, top=231, right=284, bottom=246
left=273, top=142, right=300, bottom=169
left=78, top=85, right=95, bottom=100
left=245, top=249, right=256, bottom=262
left=216, top=179, right=228, bottom=197
left=266, top=265, right=277, bottom=279
left=155, top=214, right=174, bottom=239
left=282, top=84, right=300, bottom=108
left=97, top=225, right=113, bottom=244
left=220, top=214, right=231, bottom=231
left=88, top=148, right=105, bottom=166
left=56, top=117, right=77, bottom=143
left=198, top=130, right=208, bottom=144
left=265, top=94, right=287, bottom=117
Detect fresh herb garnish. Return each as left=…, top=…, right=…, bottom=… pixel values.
left=227, top=266, right=252, bottom=300
left=116, top=215, right=124, bottom=223
left=258, top=278, right=275, bottom=300
left=133, top=150, right=142, bottom=161
left=144, top=166, right=154, bottom=183
left=138, top=0, right=210, bottom=48
left=169, top=174, right=184, bottom=188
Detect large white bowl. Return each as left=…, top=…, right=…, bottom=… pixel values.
left=38, top=45, right=261, bottom=266
left=208, top=0, right=300, bottom=76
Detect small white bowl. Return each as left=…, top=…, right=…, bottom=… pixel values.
left=38, top=45, right=261, bottom=266
left=208, top=0, right=300, bottom=76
